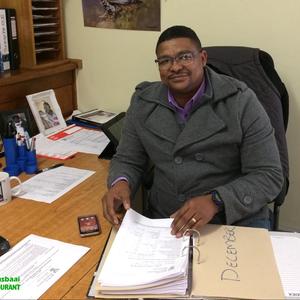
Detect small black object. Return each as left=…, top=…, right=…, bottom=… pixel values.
left=0, top=236, right=10, bottom=256
left=98, top=112, right=126, bottom=160
left=5, top=121, right=16, bottom=138
left=35, top=163, right=64, bottom=174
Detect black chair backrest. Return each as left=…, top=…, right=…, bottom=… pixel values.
left=204, top=46, right=289, bottom=207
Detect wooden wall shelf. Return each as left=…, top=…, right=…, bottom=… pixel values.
left=0, top=1, right=81, bottom=123
left=0, top=60, right=79, bottom=118
left=0, top=0, right=65, bottom=69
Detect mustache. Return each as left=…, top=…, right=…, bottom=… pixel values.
left=168, top=71, right=190, bottom=79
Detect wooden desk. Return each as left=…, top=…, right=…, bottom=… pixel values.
left=0, top=153, right=111, bottom=299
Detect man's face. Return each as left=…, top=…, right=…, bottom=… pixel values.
left=44, top=103, right=50, bottom=113
left=156, top=37, right=207, bottom=97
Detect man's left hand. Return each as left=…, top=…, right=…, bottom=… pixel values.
left=170, top=194, right=218, bottom=238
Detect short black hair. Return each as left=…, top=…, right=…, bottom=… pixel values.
left=156, top=25, right=202, bottom=53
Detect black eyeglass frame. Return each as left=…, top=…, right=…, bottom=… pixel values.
left=154, top=50, right=201, bottom=69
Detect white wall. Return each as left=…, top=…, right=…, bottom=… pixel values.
left=63, top=0, right=300, bottom=231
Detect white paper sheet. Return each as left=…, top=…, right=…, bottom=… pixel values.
left=54, top=126, right=110, bottom=155
left=271, top=233, right=300, bottom=299
left=35, top=133, right=77, bottom=159
left=98, top=209, right=189, bottom=294
left=35, top=125, right=110, bottom=159
left=0, top=234, right=89, bottom=300
left=16, top=166, right=95, bottom=203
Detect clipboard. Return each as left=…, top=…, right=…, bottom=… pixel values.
left=87, top=223, right=284, bottom=299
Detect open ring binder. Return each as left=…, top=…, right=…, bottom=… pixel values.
left=183, top=228, right=200, bottom=246
left=88, top=210, right=285, bottom=299
left=181, top=245, right=201, bottom=264
left=182, top=229, right=201, bottom=264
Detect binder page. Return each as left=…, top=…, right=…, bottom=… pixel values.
left=98, top=209, right=189, bottom=294
left=0, top=234, right=89, bottom=300
left=271, top=233, right=300, bottom=299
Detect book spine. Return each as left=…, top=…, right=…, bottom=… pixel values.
left=0, top=49, right=3, bottom=72
left=5, top=8, right=20, bottom=70
left=0, top=9, right=10, bottom=71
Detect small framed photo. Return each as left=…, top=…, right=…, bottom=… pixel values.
left=26, top=89, right=66, bottom=136
left=0, top=107, right=34, bottom=141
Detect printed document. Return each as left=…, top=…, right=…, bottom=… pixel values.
left=271, top=233, right=300, bottom=299
left=0, top=234, right=89, bottom=300
left=35, top=125, right=110, bottom=159
left=98, top=209, right=189, bottom=295
left=48, top=125, right=110, bottom=155
left=35, top=133, right=76, bottom=159
left=17, top=166, right=95, bottom=203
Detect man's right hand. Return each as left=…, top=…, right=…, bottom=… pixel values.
left=102, top=180, right=131, bottom=226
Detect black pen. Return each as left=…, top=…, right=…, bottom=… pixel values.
left=35, top=163, right=64, bottom=174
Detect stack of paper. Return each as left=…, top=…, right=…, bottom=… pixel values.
left=271, top=232, right=300, bottom=299
left=98, top=209, right=190, bottom=295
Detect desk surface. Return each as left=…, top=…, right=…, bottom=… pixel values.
left=0, top=153, right=112, bottom=300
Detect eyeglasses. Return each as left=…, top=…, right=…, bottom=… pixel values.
left=155, top=51, right=199, bottom=70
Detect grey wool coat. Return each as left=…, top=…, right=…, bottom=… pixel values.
left=108, top=66, right=283, bottom=226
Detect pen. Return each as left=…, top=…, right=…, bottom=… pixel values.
left=35, top=163, right=64, bottom=174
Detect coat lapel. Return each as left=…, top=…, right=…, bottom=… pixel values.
left=144, top=105, right=180, bottom=144
left=174, top=103, right=226, bottom=153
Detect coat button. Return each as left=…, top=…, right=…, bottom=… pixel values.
left=243, top=196, right=252, bottom=205
left=178, top=194, right=185, bottom=202
left=174, top=156, right=183, bottom=164
left=195, top=153, right=204, bottom=161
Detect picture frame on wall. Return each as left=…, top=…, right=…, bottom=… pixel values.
left=0, top=107, right=34, bottom=141
left=26, top=89, right=66, bottom=136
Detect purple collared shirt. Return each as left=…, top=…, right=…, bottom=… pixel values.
left=168, top=78, right=206, bottom=122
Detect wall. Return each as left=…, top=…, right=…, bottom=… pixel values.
left=63, top=0, right=300, bottom=231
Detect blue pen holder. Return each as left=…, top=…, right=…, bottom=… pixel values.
left=17, top=144, right=27, bottom=171
left=25, top=150, right=38, bottom=174
left=3, top=138, right=38, bottom=176
left=3, top=138, right=21, bottom=176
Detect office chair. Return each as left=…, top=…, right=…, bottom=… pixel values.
left=204, top=46, right=289, bottom=230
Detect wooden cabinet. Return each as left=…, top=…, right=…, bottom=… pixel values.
left=0, top=0, right=66, bottom=68
left=0, top=61, right=80, bottom=118
left=0, top=0, right=81, bottom=118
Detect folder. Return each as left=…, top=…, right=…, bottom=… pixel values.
left=87, top=212, right=284, bottom=299
left=0, top=9, right=10, bottom=71
left=5, top=8, right=20, bottom=70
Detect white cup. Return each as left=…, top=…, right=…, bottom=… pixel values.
left=0, top=172, right=22, bottom=206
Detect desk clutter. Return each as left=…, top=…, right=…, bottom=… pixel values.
left=3, top=122, right=37, bottom=176
left=0, top=89, right=125, bottom=172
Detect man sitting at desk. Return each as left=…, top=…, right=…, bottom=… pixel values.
left=102, top=25, right=283, bottom=236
